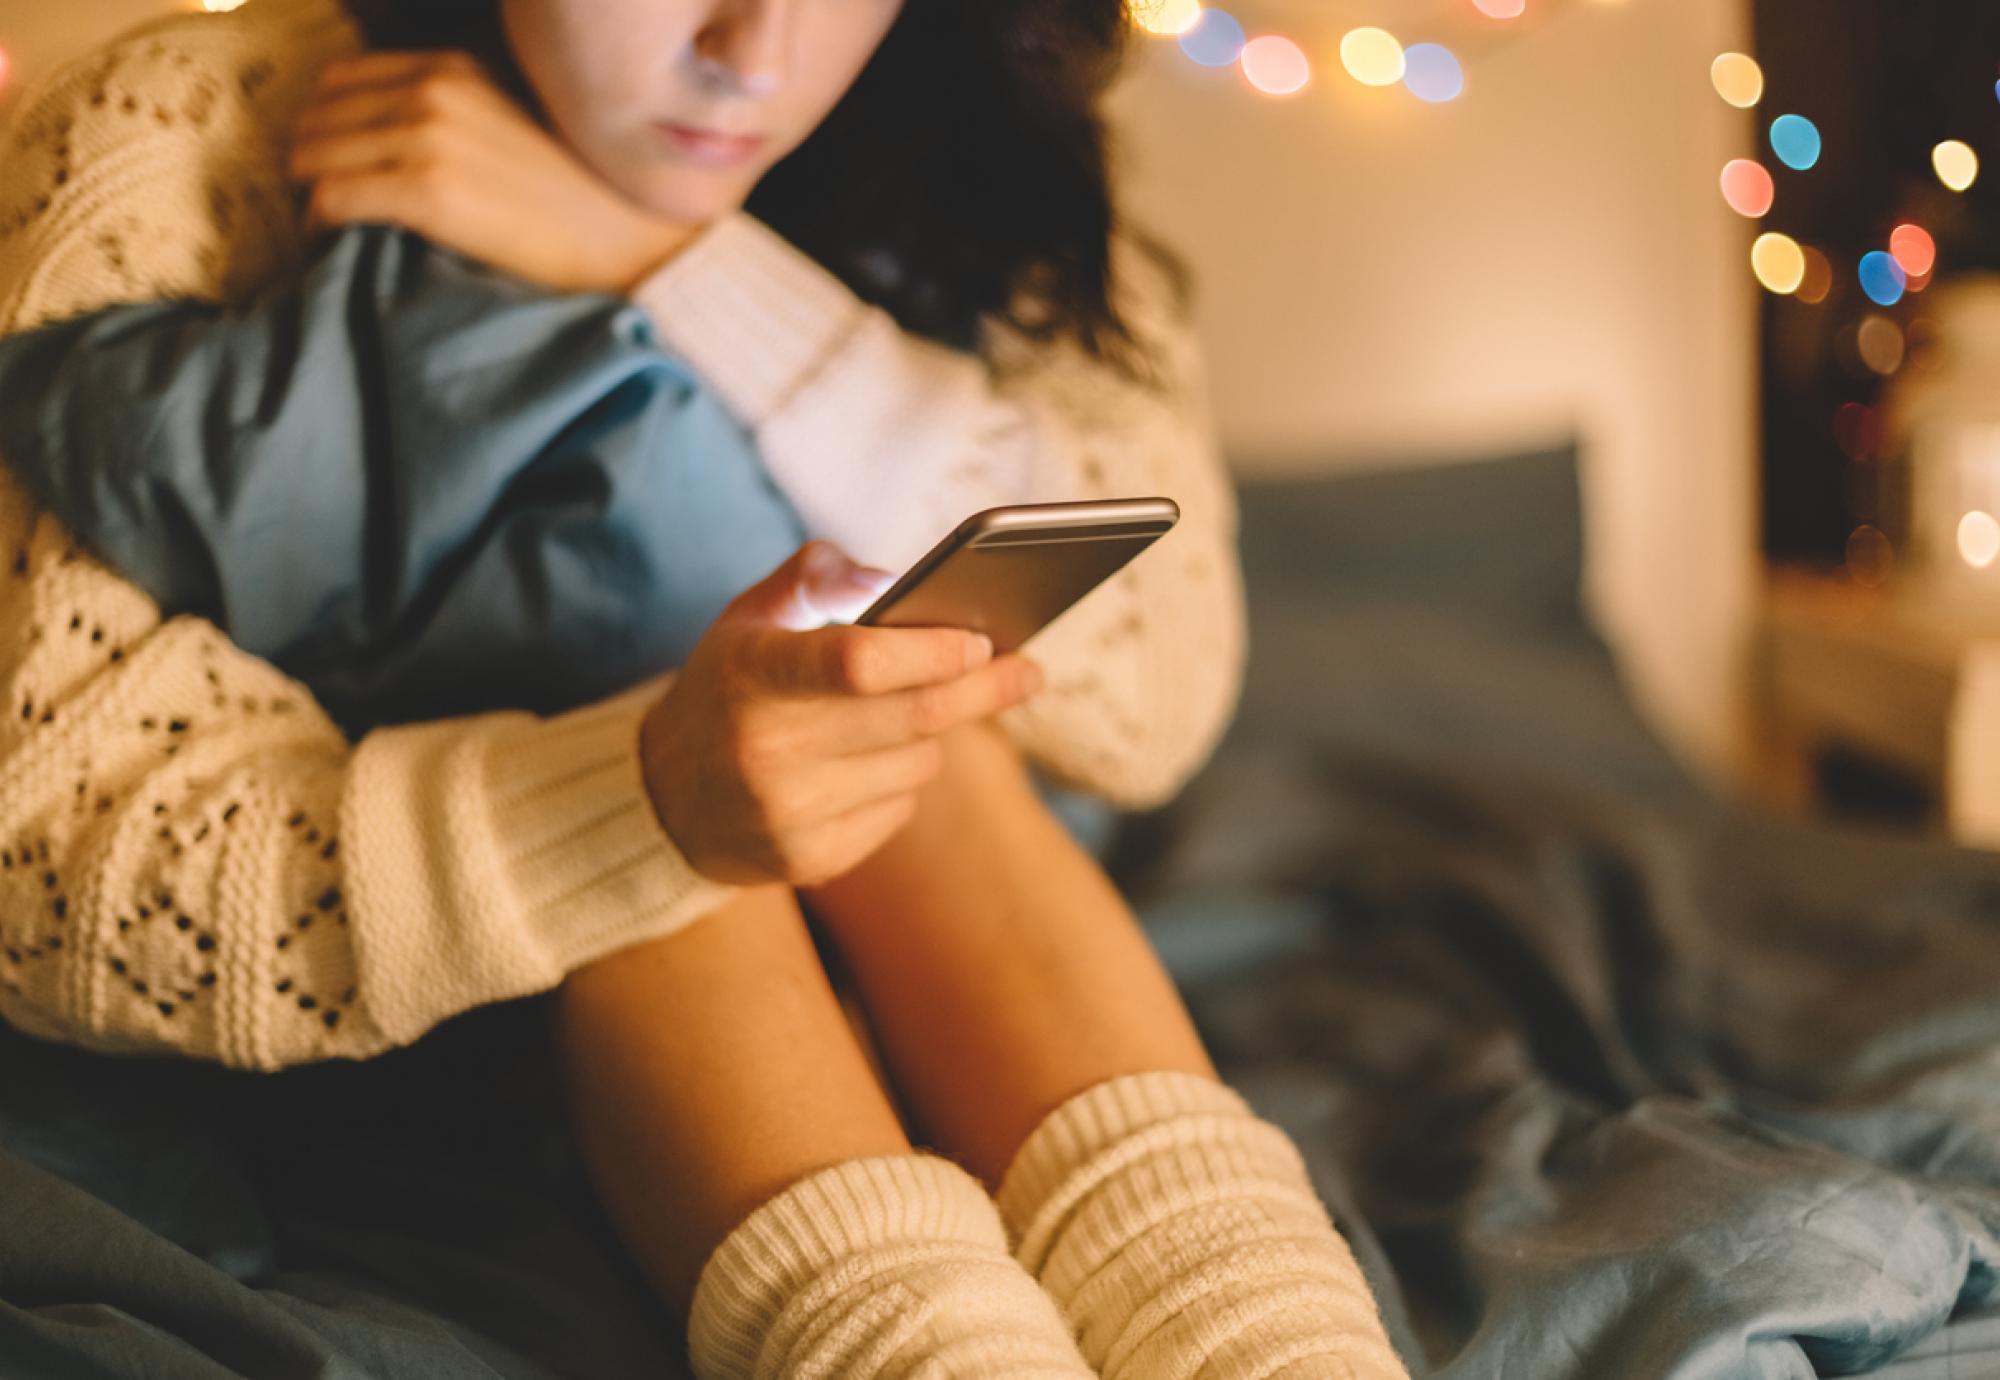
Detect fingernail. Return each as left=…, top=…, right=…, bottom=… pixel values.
left=964, top=633, right=993, bottom=671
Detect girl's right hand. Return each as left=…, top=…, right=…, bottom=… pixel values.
left=638, top=541, right=1044, bottom=887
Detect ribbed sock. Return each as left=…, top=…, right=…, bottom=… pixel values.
left=686, top=1150, right=1097, bottom=1379
left=994, top=1070, right=1409, bottom=1380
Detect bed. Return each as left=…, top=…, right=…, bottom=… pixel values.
left=2, top=446, right=1996, bottom=1378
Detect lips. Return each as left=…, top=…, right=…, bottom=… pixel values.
left=655, top=121, right=767, bottom=167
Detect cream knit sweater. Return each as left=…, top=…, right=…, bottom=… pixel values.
left=0, top=0, right=1247, bottom=1070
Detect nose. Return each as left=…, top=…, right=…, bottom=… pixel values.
left=691, top=0, right=792, bottom=100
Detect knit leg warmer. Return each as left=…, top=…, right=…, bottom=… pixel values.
left=994, top=1070, right=1409, bottom=1380
left=685, top=1151, right=1096, bottom=1379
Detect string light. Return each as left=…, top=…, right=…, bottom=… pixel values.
left=1403, top=43, right=1465, bottom=103
left=1889, top=223, right=1936, bottom=279
left=1767, top=114, right=1821, bottom=171
left=1858, top=250, right=1907, bottom=307
left=1933, top=140, right=1980, bottom=192
left=1845, top=524, right=1892, bottom=587
left=1131, top=0, right=1203, bottom=36
left=1339, top=27, right=1405, bottom=86
left=1856, top=315, right=1904, bottom=375
left=1178, top=7, right=1246, bottom=66
left=1960, top=512, right=2000, bottom=569
left=1751, top=232, right=1806, bottom=294
left=1240, top=34, right=1310, bottom=96
left=1719, top=159, right=1775, bottom=218
left=1710, top=52, right=1764, bottom=108
left=1797, top=246, right=1833, bottom=305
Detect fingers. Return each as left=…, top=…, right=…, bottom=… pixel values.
left=820, top=654, right=1045, bottom=753
left=762, top=624, right=995, bottom=699
left=292, top=84, right=414, bottom=142
left=310, top=50, right=479, bottom=98
left=290, top=122, right=417, bottom=184
left=785, top=793, right=921, bottom=887
left=770, top=739, right=945, bottom=830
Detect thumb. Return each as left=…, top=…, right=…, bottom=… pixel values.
left=726, top=540, right=891, bottom=631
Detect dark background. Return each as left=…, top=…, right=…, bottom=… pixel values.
left=1753, top=0, right=2000, bottom=563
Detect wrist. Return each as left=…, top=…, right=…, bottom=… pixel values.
left=603, top=211, right=701, bottom=295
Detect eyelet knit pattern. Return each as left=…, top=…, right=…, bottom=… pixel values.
left=0, top=0, right=1246, bottom=1067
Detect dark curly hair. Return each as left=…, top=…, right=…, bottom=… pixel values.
left=338, top=0, right=1190, bottom=379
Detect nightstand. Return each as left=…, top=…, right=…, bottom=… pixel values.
left=1755, top=567, right=2000, bottom=848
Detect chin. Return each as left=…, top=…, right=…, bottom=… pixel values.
left=623, top=165, right=756, bottom=227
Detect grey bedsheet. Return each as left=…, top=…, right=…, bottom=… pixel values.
left=2, top=448, right=1997, bottom=1379
left=1111, top=454, right=2000, bottom=1378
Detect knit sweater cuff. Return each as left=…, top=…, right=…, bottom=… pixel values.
left=480, top=671, right=734, bottom=966
left=687, top=1151, right=1014, bottom=1375
left=628, top=210, right=868, bottom=430
left=993, top=1069, right=1257, bottom=1263
left=344, top=671, right=734, bottom=1045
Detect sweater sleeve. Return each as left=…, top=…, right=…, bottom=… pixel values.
left=0, top=474, right=732, bottom=1069
left=0, top=220, right=807, bottom=739
left=0, top=1, right=736, bottom=1071
left=631, top=213, right=1247, bottom=808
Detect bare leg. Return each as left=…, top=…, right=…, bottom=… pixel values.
left=801, top=720, right=1216, bottom=1191
left=548, top=883, right=909, bottom=1320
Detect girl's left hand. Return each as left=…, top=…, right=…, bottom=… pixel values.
left=288, top=50, right=699, bottom=296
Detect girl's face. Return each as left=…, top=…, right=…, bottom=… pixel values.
left=499, top=0, right=906, bottom=224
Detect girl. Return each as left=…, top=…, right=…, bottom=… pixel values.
left=0, top=0, right=1406, bottom=1375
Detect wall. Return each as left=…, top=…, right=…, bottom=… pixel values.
left=1106, top=0, right=1760, bottom=780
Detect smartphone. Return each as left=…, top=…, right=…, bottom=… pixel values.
left=854, top=497, right=1180, bottom=653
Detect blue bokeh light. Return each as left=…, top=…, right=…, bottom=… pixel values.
left=1178, top=8, right=1246, bottom=67
left=1858, top=251, right=1908, bottom=307
left=1768, top=114, right=1822, bottom=171
left=1403, top=43, right=1465, bottom=103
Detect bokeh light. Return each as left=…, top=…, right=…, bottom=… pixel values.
left=1834, top=402, right=1881, bottom=461
left=1907, top=317, right=1944, bottom=372
left=0, top=47, right=10, bottom=97
left=1719, top=160, right=1775, bottom=218
left=1768, top=114, right=1821, bottom=171
left=1845, top=524, right=1892, bottom=588
left=1750, top=232, right=1806, bottom=294
left=1240, top=35, right=1310, bottom=96
left=1889, top=223, right=1936, bottom=278
left=1131, top=0, right=1203, bottom=36
left=1339, top=27, right=1405, bottom=86
left=1960, top=511, right=2000, bottom=569
left=1797, top=246, right=1833, bottom=305
left=1403, top=43, right=1465, bottom=103
left=1179, top=7, right=1246, bottom=66
left=1858, top=251, right=1908, bottom=306
left=1471, top=0, right=1527, bottom=17
left=1856, top=315, right=1905, bottom=375
left=1710, top=52, right=1764, bottom=108
left=1934, top=140, right=1980, bottom=192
